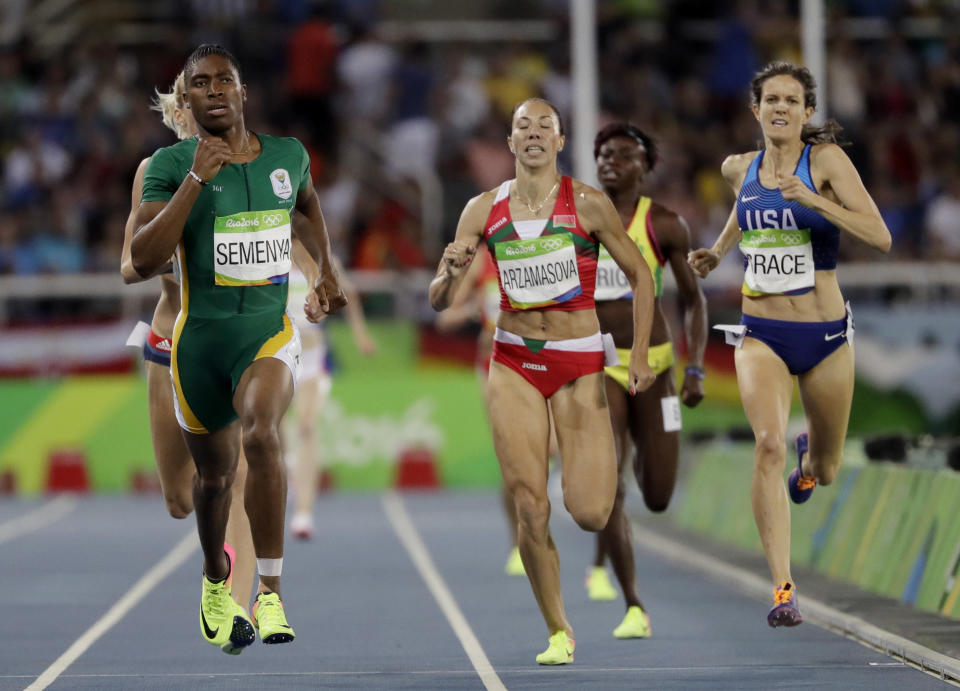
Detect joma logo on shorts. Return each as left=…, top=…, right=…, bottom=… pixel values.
left=522, top=362, right=547, bottom=371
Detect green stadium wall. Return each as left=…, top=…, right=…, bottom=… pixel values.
left=0, top=322, right=501, bottom=493
left=672, top=443, right=960, bottom=620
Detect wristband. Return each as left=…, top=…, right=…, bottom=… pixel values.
left=685, top=365, right=705, bottom=380
left=187, top=170, right=207, bottom=186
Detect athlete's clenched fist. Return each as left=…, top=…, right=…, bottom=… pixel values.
left=440, top=241, right=475, bottom=278
left=190, top=136, right=233, bottom=183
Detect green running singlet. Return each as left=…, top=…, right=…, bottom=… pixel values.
left=141, top=134, right=311, bottom=433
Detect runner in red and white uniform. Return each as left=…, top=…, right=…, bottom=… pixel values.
left=430, top=98, right=656, bottom=665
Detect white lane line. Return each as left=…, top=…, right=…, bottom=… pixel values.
left=632, top=521, right=960, bottom=684
left=0, top=495, right=77, bottom=546
left=25, top=529, right=199, bottom=691
left=382, top=492, right=507, bottom=691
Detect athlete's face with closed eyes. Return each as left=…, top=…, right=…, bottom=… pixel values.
left=753, top=75, right=813, bottom=143
left=508, top=100, right=565, bottom=169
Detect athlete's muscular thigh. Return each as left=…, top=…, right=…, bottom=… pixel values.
left=550, top=372, right=617, bottom=529
left=735, top=339, right=794, bottom=462
left=233, top=358, right=295, bottom=429
left=628, top=367, right=679, bottom=512
left=798, top=342, right=854, bottom=483
left=487, top=361, right=551, bottom=494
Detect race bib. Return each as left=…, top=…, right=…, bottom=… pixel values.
left=494, top=234, right=582, bottom=309
left=214, top=210, right=292, bottom=286
left=740, top=228, right=814, bottom=294
left=594, top=246, right=632, bottom=301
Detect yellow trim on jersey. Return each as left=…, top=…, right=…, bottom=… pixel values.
left=604, top=342, right=675, bottom=391
left=625, top=196, right=664, bottom=298
left=170, top=243, right=206, bottom=434
left=255, top=313, right=295, bottom=360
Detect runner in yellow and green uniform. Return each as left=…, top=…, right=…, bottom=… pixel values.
left=132, top=44, right=346, bottom=654
left=587, top=123, right=708, bottom=638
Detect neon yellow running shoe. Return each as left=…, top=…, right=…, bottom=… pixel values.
left=536, top=630, right=575, bottom=665
left=252, top=592, right=296, bottom=644
left=613, top=605, right=652, bottom=639
left=505, top=547, right=526, bottom=576
left=199, top=544, right=255, bottom=655
left=585, top=566, right=617, bottom=601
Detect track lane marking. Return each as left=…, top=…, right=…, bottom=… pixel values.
left=25, top=529, right=198, bottom=691
left=383, top=492, right=507, bottom=691
left=0, top=496, right=76, bottom=546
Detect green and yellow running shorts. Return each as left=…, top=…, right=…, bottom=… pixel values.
left=604, top=341, right=675, bottom=391
left=171, top=311, right=301, bottom=434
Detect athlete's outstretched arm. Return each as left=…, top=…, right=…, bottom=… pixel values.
left=120, top=158, right=159, bottom=283
left=334, top=256, right=377, bottom=355
left=583, top=184, right=655, bottom=394
left=293, top=183, right=347, bottom=316
left=659, top=208, right=707, bottom=407
left=429, top=193, right=489, bottom=312
left=435, top=250, right=485, bottom=332
left=289, top=228, right=328, bottom=324
left=132, top=137, right=232, bottom=277
left=688, top=152, right=753, bottom=278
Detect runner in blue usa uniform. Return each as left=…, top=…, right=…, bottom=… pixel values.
left=689, top=62, right=891, bottom=627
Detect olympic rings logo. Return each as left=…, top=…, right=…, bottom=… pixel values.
left=540, top=238, right=564, bottom=251
left=262, top=213, right=284, bottom=226
left=780, top=232, right=804, bottom=246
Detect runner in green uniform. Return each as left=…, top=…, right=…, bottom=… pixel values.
left=131, top=44, right=346, bottom=653
left=120, top=71, right=259, bottom=636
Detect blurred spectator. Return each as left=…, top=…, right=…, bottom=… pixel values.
left=828, top=36, right=866, bottom=132
left=441, top=53, right=490, bottom=139
left=3, top=127, right=71, bottom=205
left=0, top=210, right=39, bottom=274
left=465, top=116, right=515, bottom=192
left=706, top=3, right=759, bottom=116
left=0, top=0, right=957, bottom=296
left=353, top=192, right=426, bottom=270
left=285, top=5, right=338, bottom=156
left=924, top=171, right=960, bottom=261
left=337, top=24, right=397, bottom=126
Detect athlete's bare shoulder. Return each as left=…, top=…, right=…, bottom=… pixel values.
left=455, top=188, right=499, bottom=239
left=721, top=151, right=759, bottom=189
left=569, top=178, right=608, bottom=213
left=808, top=142, right=849, bottom=173
left=464, top=187, right=498, bottom=218
left=649, top=200, right=691, bottom=252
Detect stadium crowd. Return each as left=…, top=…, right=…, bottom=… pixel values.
left=1, top=0, right=958, bottom=282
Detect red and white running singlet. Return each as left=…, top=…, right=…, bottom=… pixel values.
left=483, top=176, right=599, bottom=312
